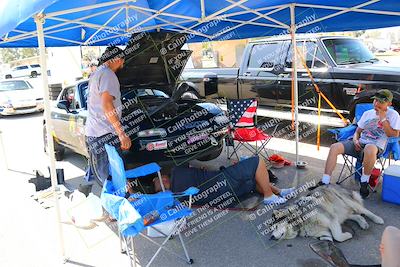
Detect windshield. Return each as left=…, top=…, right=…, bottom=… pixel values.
left=323, top=38, right=376, bottom=65
left=0, top=80, right=32, bottom=91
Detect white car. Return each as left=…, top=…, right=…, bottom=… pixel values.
left=5, top=64, right=41, bottom=79
left=0, top=79, right=44, bottom=115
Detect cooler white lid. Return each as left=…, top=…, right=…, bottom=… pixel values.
left=383, top=165, right=400, bottom=177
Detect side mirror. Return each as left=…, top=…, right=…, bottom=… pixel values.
left=57, top=100, right=70, bottom=113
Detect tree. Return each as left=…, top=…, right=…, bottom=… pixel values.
left=20, top=48, right=39, bottom=59
left=0, top=48, right=20, bottom=63
left=0, top=48, right=39, bottom=63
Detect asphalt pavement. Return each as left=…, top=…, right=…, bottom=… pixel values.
left=0, top=112, right=399, bottom=267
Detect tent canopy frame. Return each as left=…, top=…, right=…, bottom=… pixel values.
left=3, top=0, right=400, bottom=263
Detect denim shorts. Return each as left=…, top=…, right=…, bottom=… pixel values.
left=340, top=140, right=382, bottom=159
left=86, top=133, right=121, bottom=183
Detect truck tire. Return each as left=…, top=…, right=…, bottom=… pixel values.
left=43, top=123, right=65, bottom=161
left=31, top=71, right=38, bottom=78
left=89, top=156, right=105, bottom=186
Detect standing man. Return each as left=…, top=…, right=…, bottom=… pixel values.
left=85, top=46, right=131, bottom=183
left=315, top=90, right=400, bottom=198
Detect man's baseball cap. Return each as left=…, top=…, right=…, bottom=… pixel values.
left=98, top=46, right=125, bottom=65
left=372, top=89, right=393, bottom=103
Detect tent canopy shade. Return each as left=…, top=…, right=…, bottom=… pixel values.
left=1, top=0, right=400, bottom=48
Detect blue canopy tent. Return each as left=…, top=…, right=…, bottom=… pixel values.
left=1, top=0, right=400, bottom=262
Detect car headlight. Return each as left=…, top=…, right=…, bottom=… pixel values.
left=0, top=100, right=13, bottom=108
left=137, top=128, right=167, bottom=138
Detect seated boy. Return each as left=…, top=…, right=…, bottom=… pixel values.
left=315, top=90, right=400, bottom=198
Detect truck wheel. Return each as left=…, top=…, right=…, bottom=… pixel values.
left=31, top=71, right=38, bottom=78
left=181, top=90, right=200, bottom=100
left=43, top=123, right=65, bottom=161
left=5, top=75, right=11, bottom=79
left=88, top=156, right=106, bottom=186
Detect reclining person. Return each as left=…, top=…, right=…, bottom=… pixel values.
left=316, top=90, right=400, bottom=198
left=151, top=156, right=295, bottom=206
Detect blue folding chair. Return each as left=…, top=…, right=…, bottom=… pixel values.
left=101, top=144, right=199, bottom=267
left=329, top=103, right=400, bottom=190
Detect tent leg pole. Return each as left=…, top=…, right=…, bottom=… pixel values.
left=35, top=13, right=66, bottom=263
left=290, top=4, right=299, bottom=166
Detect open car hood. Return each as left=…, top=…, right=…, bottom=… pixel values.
left=117, top=31, right=192, bottom=95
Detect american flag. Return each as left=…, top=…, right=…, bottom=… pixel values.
left=227, top=99, right=257, bottom=127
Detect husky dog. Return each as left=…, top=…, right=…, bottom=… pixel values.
left=270, top=184, right=384, bottom=242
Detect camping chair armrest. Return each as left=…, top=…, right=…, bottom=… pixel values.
left=133, top=191, right=173, bottom=199
left=125, top=162, right=161, bottom=179
left=171, top=187, right=199, bottom=198
left=132, top=188, right=199, bottom=210
left=172, top=187, right=199, bottom=209
left=327, top=124, right=357, bottom=142
left=132, top=187, right=199, bottom=200
left=388, top=136, right=400, bottom=143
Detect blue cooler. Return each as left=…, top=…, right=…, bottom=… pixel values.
left=382, top=165, right=400, bottom=205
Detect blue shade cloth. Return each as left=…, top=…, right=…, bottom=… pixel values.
left=2, top=1, right=400, bottom=47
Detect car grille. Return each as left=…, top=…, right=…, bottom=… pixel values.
left=15, top=106, right=36, bottom=111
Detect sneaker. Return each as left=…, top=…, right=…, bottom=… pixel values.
left=263, top=194, right=287, bottom=205
left=279, top=187, right=296, bottom=198
left=308, top=181, right=327, bottom=191
left=360, top=182, right=370, bottom=199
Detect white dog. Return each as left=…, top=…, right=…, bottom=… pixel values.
left=270, top=184, right=384, bottom=242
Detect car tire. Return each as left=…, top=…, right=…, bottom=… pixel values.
left=196, top=141, right=223, bottom=161
left=31, top=71, right=38, bottom=78
left=5, top=75, right=12, bottom=79
left=43, top=123, right=65, bottom=161
left=88, top=155, right=105, bottom=186
left=181, top=90, right=200, bottom=100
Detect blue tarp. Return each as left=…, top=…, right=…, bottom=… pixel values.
left=1, top=0, right=400, bottom=47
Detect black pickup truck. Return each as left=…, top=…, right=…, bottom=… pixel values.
left=182, top=35, right=400, bottom=119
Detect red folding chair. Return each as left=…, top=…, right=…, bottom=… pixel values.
left=225, top=98, right=273, bottom=161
